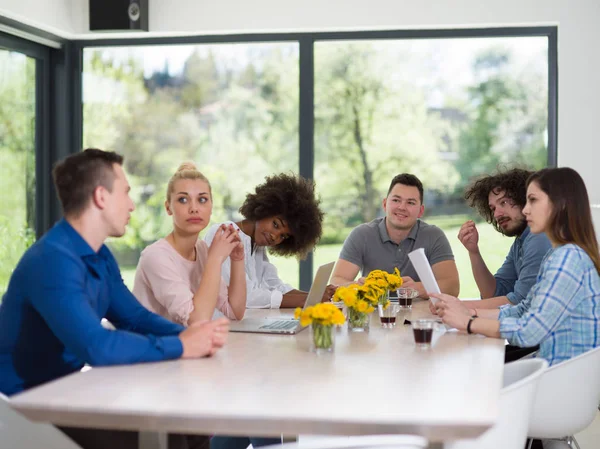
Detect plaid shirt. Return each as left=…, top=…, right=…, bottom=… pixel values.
left=499, top=244, right=600, bottom=366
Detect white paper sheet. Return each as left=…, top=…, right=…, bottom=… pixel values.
left=408, top=247, right=441, bottom=304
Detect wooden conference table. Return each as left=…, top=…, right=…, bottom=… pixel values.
left=11, top=301, right=505, bottom=446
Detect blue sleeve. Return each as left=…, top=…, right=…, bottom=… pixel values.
left=499, top=247, right=586, bottom=347
left=339, top=227, right=365, bottom=271
left=494, top=245, right=518, bottom=299
left=498, top=295, right=531, bottom=319
left=103, top=249, right=184, bottom=336
left=505, top=234, right=551, bottom=305
left=29, top=249, right=183, bottom=366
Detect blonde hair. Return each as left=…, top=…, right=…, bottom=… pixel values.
left=166, top=162, right=212, bottom=203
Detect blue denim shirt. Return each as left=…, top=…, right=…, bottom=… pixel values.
left=0, top=219, right=184, bottom=396
left=494, top=227, right=552, bottom=304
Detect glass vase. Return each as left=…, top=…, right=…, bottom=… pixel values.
left=310, top=323, right=335, bottom=354
left=347, top=307, right=370, bottom=332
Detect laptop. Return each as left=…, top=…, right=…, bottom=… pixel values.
left=229, top=261, right=335, bottom=334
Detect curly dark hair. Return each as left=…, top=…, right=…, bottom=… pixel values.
left=239, top=173, right=324, bottom=259
left=464, top=168, right=532, bottom=233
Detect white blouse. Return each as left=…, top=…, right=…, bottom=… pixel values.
left=204, top=221, right=293, bottom=309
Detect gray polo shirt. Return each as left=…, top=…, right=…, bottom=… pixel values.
left=339, top=217, right=454, bottom=280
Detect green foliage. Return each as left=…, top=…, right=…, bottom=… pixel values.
left=0, top=51, right=37, bottom=297
left=81, top=40, right=547, bottom=271
left=314, top=42, right=460, bottom=225
left=455, top=46, right=548, bottom=189
left=0, top=218, right=35, bottom=297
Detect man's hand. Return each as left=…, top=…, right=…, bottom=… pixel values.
left=430, top=293, right=471, bottom=331
left=180, top=317, right=230, bottom=358
left=457, top=220, right=480, bottom=254
left=321, top=284, right=338, bottom=302
left=401, top=276, right=426, bottom=298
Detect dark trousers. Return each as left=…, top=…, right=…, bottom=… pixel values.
left=210, top=436, right=281, bottom=449
left=505, top=344, right=540, bottom=363
left=59, top=426, right=210, bottom=449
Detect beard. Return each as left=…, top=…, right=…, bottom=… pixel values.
left=498, top=217, right=527, bottom=237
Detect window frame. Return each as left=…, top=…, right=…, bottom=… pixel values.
left=73, top=26, right=558, bottom=290
left=0, top=32, right=51, bottom=239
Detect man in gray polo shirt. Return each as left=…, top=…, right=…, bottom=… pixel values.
left=331, top=173, right=459, bottom=298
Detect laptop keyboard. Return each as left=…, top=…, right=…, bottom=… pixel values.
left=259, top=320, right=299, bottom=330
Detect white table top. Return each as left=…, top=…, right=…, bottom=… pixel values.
left=11, top=301, right=505, bottom=442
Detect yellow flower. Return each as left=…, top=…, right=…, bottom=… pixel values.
left=366, top=269, right=386, bottom=281
left=359, top=285, right=380, bottom=304
left=297, top=302, right=346, bottom=326
left=356, top=300, right=369, bottom=313
left=385, top=268, right=403, bottom=289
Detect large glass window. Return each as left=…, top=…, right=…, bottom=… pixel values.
left=314, top=37, right=548, bottom=297
left=83, top=43, right=300, bottom=288
left=82, top=32, right=552, bottom=297
left=0, top=49, right=36, bottom=296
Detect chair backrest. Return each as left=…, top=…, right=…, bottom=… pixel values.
left=0, top=392, right=83, bottom=449
left=528, top=345, right=600, bottom=439
left=445, top=358, right=548, bottom=449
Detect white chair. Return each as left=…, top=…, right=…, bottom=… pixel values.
left=262, top=435, right=428, bottom=449
left=445, top=358, right=548, bottom=449
left=0, top=392, right=83, bottom=449
left=526, top=346, right=600, bottom=449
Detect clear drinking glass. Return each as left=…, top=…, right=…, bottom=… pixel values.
left=412, top=319, right=436, bottom=349
left=397, top=287, right=419, bottom=309
left=378, top=303, right=400, bottom=328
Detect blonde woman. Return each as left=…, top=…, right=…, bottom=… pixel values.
left=133, top=162, right=246, bottom=325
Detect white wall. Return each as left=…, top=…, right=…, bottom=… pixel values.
left=0, top=0, right=75, bottom=36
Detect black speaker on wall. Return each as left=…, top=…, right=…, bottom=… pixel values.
left=89, top=0, right=149, bottom=32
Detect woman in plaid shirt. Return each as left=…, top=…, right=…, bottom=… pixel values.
left=433, top=167, right=600, bottom=366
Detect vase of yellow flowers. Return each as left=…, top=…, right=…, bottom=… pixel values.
left=346, top=305, right=371, bottom=332
left=295, top=303, right=345, bottom=353
left=333, top=284, right=377, bottom=332
left=333, top=268, right=403, bottom=332
left=365, top=268, right=403, bottom=308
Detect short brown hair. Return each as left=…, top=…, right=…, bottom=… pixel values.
left=387, top=174, right=424, bottom=203
left=52, top=148, right=124, bottom=217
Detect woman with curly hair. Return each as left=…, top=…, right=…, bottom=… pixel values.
left=204, top=173, right=330, bottom=310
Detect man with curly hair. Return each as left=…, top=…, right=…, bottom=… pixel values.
left=331, top=173, right=460, bottom=298
left=205, top=173, right=329, bottom=310
left=457, top=168, right=551, bottom=310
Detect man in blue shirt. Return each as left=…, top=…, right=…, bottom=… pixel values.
left=456, top=168, right=551, bottom=309
left=0, top=149, right=228, bottom=448
left=448, top=169, right=551, bottom=363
